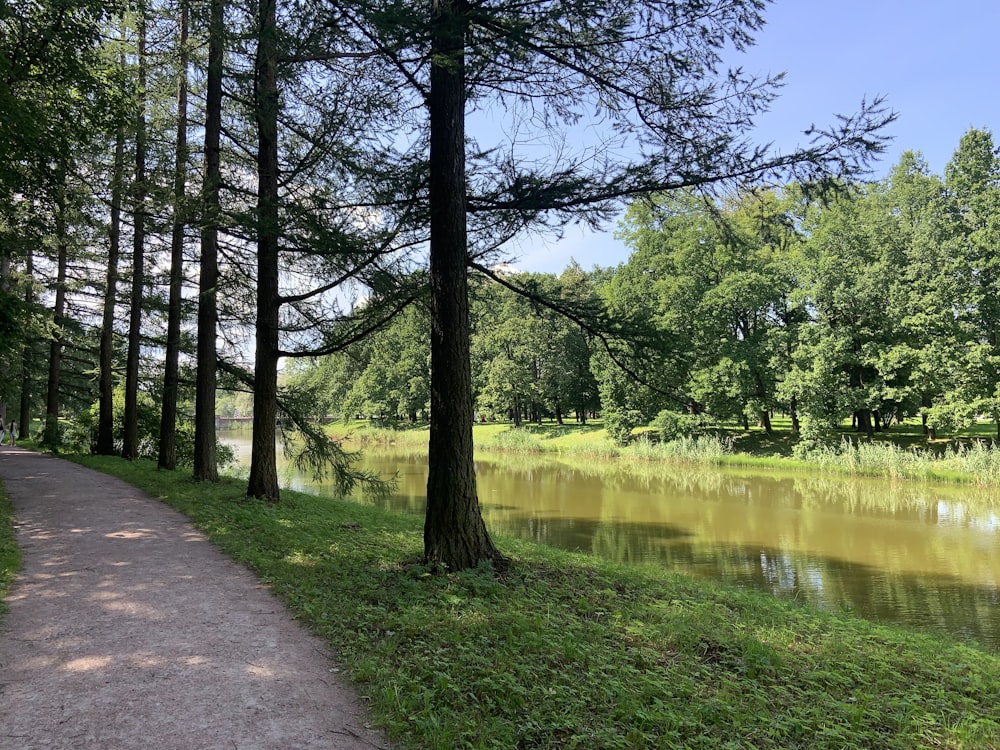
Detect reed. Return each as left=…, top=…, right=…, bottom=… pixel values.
left=626, top=434, right=733, bottom=464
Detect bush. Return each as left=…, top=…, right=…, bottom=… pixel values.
left=792, top=416, right=841, bottom=459
left=61, top=392, right=234, bottom=470
left=650, top=410, right=700, bottom=442
left=604, top=408, right=644, bottom=446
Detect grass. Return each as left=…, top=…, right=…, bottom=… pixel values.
left=0, top=482, right=20, bottom=617
left=59, top=455, right=1000, bottom=749
left=332, top=417, right=1000, bottom=486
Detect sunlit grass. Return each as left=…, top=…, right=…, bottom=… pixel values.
left=627, top=434, right=733, bottom=464
left=0, top=482, right=21, bottom=617
left=65, top=455, right=1000, bottom=750
left=325, top=417, right=1000, bottom=486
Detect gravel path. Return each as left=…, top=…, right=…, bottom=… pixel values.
left=0, top=446, right=391, bottom=750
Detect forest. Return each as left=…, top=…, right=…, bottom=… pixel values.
left=10, top=0, right=988, bottom=571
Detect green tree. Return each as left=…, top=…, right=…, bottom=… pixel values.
left=869, top=152, right=952, bottom=436
left=941, top=128, right=1000, bottom=435
left=157, top=0, right=191, bottom=470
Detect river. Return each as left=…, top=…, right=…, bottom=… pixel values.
left=222, top=432, right=1000, bottom=649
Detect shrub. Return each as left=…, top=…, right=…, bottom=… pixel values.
left=650, top=410, right=700, bottom=442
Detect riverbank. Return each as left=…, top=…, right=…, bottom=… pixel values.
left=47, top=455, right=1000, bottom=748
left=334, top=419, right=1000, bottom=485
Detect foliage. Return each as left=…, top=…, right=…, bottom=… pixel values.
left=61, top=391, right=235, bottom=469
left=650, top=410, right=701, bottom=442
left=72, top=456, right=1000, bottom=750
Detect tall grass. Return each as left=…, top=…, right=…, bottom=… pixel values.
left=945, top=440, right=1000, bottom=484
left=800, top=438, right=1000, bottom=484
left=626, top=434, right=733, bottom=464
left=484, top=427, right=545, bottom=453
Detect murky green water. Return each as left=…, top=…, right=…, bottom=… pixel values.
left=224, top=433, right=1000, bottom=649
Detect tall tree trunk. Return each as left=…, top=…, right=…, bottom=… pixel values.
left=0, top=255, right=8, bottom=427
left=159, top=0, right=189, bottom=470
left=97, top=118, right=125, bottom=455
left=855, top=409, right=874, bottom=439
left=246, top=0, right=280, bottom=501
left=123, top=6, right=147, bottom=461
left=193, top=0, right=224, bottom=482
left=19, top=249, right=33, bottom=439
left=43, top=179, right=68, bottom=448
left=423, top=0, right=503, bottom=571
left=920, top=394, right=936, bottom=440
left=789, top=394, right=800, bottom=435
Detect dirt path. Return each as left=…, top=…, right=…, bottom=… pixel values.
left=0, top=447, right=391, bottom=750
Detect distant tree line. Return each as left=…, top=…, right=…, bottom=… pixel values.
left=289, top=131, right=1000, bottom=447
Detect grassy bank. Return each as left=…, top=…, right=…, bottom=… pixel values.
left=0, top=482, right=19, bottom=617
left=332, top=418, right=1000, bottom=486
left=72, top=455, right=1000, bottom=749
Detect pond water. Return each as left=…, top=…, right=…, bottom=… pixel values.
left=223, top=432, right=1000, bottom=649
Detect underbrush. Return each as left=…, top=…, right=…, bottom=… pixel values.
left=68, top=455, right=1000, bottom=750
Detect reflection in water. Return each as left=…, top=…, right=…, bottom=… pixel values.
left=222, top=433, right=1000, bottom=649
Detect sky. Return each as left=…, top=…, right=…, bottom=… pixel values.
left=507, top=0, right=1000, bottom=274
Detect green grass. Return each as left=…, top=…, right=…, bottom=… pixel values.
left=332, top=419, right=620, bottom=458
left=334, top=418, right=1000, bottom=486
left=65, top=455, right=1000, bottom=749
left=0, top=481, right=21, bottom=618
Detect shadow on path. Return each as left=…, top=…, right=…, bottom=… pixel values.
left=0, top=447, right=389, bottom=750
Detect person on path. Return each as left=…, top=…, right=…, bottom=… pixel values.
left=8, top=421, right=15, bottom=446
left=0, top=449, right=389, bottom=750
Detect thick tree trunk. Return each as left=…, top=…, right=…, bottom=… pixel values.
left=123, top=7, right=147, bottom=461
left=855, top=409, right=874, bottom=439
left=43, top=184, right=68, bottom=448
left=193, top=0, right=224, bottom=482
left=759, top=410, right=772, bottom=434
left=158, top=1, right=189, bottom=471
left=97, top=121, right=124, bottom=455
left=423, top=0, right=503, bottom=571
left=246, top=0, right=280, bottom=502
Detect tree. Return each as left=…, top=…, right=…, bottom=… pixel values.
left=193, top=0, right=225, bottom=482
left=942, top=128, right=1000, bottom=436
left=344, top=0, right=892, bottom=570
left=870, top=152, right=951, bottom=436
left=613, top=190, right=804, bottom=435
left=97, top=116, right=126, bottom=455
left=246, top=0, right=281, bottom=500
left=158, top=0, right=191, bottom=470
left=122, top=3, right=148, bottom=461
left=239, top=0, right=419, bottom=501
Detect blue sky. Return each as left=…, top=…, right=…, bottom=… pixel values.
left=510, top=0, right=1000, bottom=273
